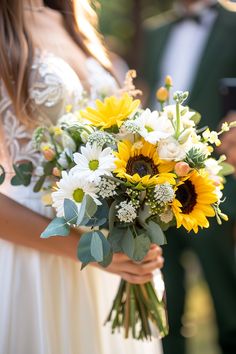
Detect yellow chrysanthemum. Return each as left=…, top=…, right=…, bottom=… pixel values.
left=80, top=93, right=140, bottom=130
left=114, top=140, right=176, bottom=186
left=172, top=170, right=218, bottom=233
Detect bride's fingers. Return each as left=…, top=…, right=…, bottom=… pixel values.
left=120, top=257, right=164, bottom=276
left=142, top=246, right=163, bottom=262
left=119, top=271, right=153, bottom=285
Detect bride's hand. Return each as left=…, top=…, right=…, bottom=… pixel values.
left=96, top=244, right=164, bottom=284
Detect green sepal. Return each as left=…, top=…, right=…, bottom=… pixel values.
left=40, top=217, right=70, bottom=238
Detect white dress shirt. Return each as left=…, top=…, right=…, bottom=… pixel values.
left=154, top=1, right=218, bottom=106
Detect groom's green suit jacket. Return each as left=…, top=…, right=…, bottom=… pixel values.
left=141, top=5, right=236, bottom=218
left=140, top=7, right=236, bottom=354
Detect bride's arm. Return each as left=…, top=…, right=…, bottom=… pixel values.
left=0, top=192, right=80, bottom=260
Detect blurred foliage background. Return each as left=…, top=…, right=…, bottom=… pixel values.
left=99, top=0, right=174, bottom=68
left=98, top=2, right=221, bottom=354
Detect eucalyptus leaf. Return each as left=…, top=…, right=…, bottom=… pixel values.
left=64, top=199, right=78, bottom=224
left=108, top=226, right=123, bottom=252
left=77, top=195, right=98, bottom=226
left=91, top=232, right=104, bottom=262
left=145, top=220, right=167, bottom=245
left=0, top=165, right=6, bottom=185
left=40, top=217, right=70, bottom=238
left=133, top=233, right=151, bottom=262
left=121, top=227, right=135, bottom=258
left=11, top=162, right=33, bottom=186
left=108, top=200, right=117, bottom=231
left=86, top=200, right=109, bottom=227
left=99, top=251, right=113, bottom=268
left=77, top=232, right=96, bottom=263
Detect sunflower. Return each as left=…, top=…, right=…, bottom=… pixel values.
left=80, top=93, right=140, bottom=130
left=114, top=140, right=176, bottom=186
left=172, top=170, right=218, bottom=233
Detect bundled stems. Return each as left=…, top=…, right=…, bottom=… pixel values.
left=105, top=279, right=168, bottom=340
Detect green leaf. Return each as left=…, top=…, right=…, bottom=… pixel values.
left=133, top=233, right=151, bottom=262
left=91, top=232, right=103, bottom=262
left=108, top=200, right=117, bottom=231
left=145, top=220, right=167, bottom=245
left=219, top=162, right=235, bottom=177
left=77, top=230, right=111, bottom=264
left=76, top=195, right=98, bottom=226
left=190, top=111, right=201, bottom=125
left=0, top=165, right=6, bottom=185
left=77, top=232, right=96, bottom=263
left=121, top=227, right=135, bottom=258
left=33, top=175, right=46, bottom=192
left=108, top=226, right=123, bottom=252
left=43, top=161, right=55, bottom=175
left=64, top=199, right=78, bottom=224
left=40, top=217, right=70, bottom=238
left=99, top=251, right=113, bottom=268
left=138, top=204, right=151, bottom=225
left=86, top=200, right=109, bottom=227
left=11, top=162, right=33, bottom=186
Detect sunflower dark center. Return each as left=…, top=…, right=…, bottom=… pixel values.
left=126, top=154, right=158, bottom=177
left=176, top=180, right=197, bottom=214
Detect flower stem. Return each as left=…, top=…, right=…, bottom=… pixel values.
left=175, top=102, right=181, bottom=139
left=124, top=282, right=131, bottom=338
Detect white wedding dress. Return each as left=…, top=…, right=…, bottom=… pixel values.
left=0, top=51, right=163, bottom=354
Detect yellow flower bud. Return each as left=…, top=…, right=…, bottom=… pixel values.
left=165, top=75, right=173, bottom=88
left=42, top=147, right=56, bottom=161
left=156, top=87, right=169, bottom=102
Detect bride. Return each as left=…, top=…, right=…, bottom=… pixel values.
left=0, top=1, right=164, bottom=353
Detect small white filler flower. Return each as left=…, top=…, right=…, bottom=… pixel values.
left=71, top=143, right=115, bottom=183
left=116, top=201, right=137, bottom=223
left=154, top=183, right=175, bottom=204
left=52, top=171, right=101, bottom=217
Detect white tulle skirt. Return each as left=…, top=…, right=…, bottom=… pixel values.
left=0, top=184, right=162, bottom=354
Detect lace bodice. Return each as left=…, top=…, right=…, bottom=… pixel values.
left=0, top=51, right=118, bottom=169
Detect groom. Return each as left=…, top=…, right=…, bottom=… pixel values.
left=141, top=1, right=236, bottom=354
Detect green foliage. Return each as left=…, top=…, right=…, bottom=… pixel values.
left=0, top=165, right=5, bottom=185
left=144, top=220, right=167, bottom=245
left=11, top=162, right=33, bottom=186
left=121, top=227, right=135, bottom=258
left=40, top=217, right=70, bottom=238
left=78, top=230, right=111, bottom=264
left=64, top=199, right=78, bottom=224
left=185, top=147, right=207, bottom=169
left=133, top=233, right=151, bottom=262
left=85, top=199, right=109, bottom=227
left=76, top=195, right=98, bottom=226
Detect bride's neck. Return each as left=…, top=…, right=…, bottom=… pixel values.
left=24, top=0, right=44, bottom=7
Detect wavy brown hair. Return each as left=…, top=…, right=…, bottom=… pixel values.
left=0, top=0, right=111, bottom=125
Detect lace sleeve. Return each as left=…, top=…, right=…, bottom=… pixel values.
left=0, top=81, right=39, bottom=168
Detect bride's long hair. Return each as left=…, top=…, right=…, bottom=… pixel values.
left=0, top=0, right=110, bottom=124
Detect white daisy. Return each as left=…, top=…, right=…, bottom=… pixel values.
left=52, top=171, right=101, bottom=217
left=133, top=109, right=174, bottom=144
left=71, top=143, right=115, bottom=183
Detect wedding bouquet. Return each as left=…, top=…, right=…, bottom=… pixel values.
left=1, top=74, right=234, bottom=340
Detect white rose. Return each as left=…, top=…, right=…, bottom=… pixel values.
left=205, top=158, right=222, bottom=176
left=62, top=132, right=76, bottom=152
left=157, top=137, right=187, bottom=161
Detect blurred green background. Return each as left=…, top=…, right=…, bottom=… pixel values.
left=99, top=0, right=174, bottom=68
left=98, top=2, right=220, bottom=354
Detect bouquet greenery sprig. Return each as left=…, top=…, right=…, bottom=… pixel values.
left=1, top=74, right=234, bottom=340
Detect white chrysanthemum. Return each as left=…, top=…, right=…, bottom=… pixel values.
left=52, top=171, right=101, bottom=217
left=98, top=177, right=119, bottom=198
left=154, top=183, right=175, bottom=204
left=116, top=201, right=137, bottom=223
left=71, top=143, right=115, bottom=183
left=133, top=109, right=174, bottom=144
